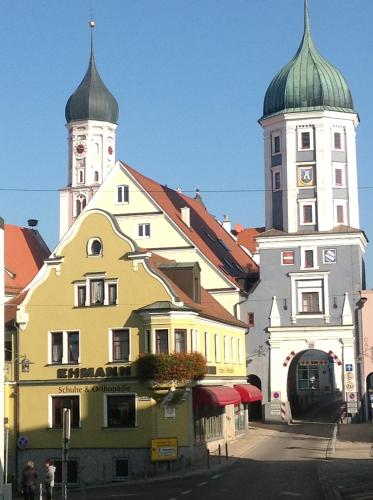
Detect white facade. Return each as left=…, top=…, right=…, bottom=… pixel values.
left=59, top=119, right=117, bottom=237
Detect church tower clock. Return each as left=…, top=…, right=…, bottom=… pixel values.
left=59, top=21, right=119, bottom=237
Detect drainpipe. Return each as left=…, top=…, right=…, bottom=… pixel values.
left=14, top=321, right=20, bottom=487
left=356, top=296, right=368, bottom=422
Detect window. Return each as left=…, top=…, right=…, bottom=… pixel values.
left=299, top=200, right=316, bottom=225
left=90, top=279, right=104, bottom=305
left=145, top=330, right=151, bottom=353
left=301, top=292, right=320, bottom=313
left=238, top=338, right=242, bottom=364
left=51, top=396, right=80, bottom=428
left=113, top=458, right=129, bottom=480
left=336, top=205, right=344, bottom=224
left=77, top=285, right=86, bottom=307
left=78, top=170, right=84, bottom=184
left=204, top=332, right=210, bottom=362
left=111, top=329, right=130, bottom=362
left=174, top=329, right=187, bottom=353
left=94, top=171, right=99, bottom=182
left=272, top=170, right=281, bottom=191
left=301, top=132, right=310, bottom=149
left=247, top=313, right=255, bottom=327
left=194, top=407, right=223, bottom=442
left=334, top=168, right=343, bottom=187
left=75, top=195, right=87, bottom=217
left=155, top=329, right=168, bottom=354
left=51, top=331, right=79, bottom=364
left=304, top=250, right=314, bottom=268
left=88, top=238, right=102, bottom=256
left=333, top=132, right=342, bottom=150
left=106, top=394, right=136, bottom=428
left=53, top=459, right=79, bottom=484
left=224, top=336, right=229, bottom=363
left=282, top=251, right=295, bottom=265
left=297, top=365, right=320, bottom=390
left=138, top=223, right=150, bottom=238
left=191, top=330, right=199, bottom=352
left=75, top=278, right=117, bottom=307
left=231, top=337, right=236, bottom=364
left=108, top=284, right=117, bottom=305
left=117, top=185, right=129, bottom=204
left=214, top=334, right=220, bottom=363
left=5, top=340, right=12, bottom=362
left=272, top=134, right=281, bottom=155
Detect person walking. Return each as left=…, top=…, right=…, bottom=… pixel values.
left=44, top=459, right=56, bottom=500
left=20, top=460, right=38, bottom=500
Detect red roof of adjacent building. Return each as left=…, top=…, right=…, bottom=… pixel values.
left=4, top=224, right=50, bottom=297
left=234, top=225, right=265, bottom=254
left=122, top=163, right=258, bottom=288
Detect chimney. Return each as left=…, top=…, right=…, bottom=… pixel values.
left=27, top=219, right=38, bottom=228
left=222, top=215, right=231, bottom=233
left=181, top=207, right=190, bottom=227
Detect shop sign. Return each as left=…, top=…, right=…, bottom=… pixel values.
left=151, top=438, right=178, bottom=462
left=271, top=402, right=281, bottom=416
left=58, top=384, right=131, bottom=393
left=56, top=366, right=130, bottom=379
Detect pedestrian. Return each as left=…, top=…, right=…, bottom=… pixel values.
left=20, top=460, right=38, bottom=500
left=44, top=459, right=56, bottom=500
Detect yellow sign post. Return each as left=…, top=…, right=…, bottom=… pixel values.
left=151, top=438, right=178, bottom=462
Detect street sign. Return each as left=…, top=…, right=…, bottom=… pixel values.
left=345, top=382, right=355, bottom=391
left=345, top=364, right=353, bottom=372
left=17, top=436, right=29, bottom=449
left=151, top=438, right=178, bottom=462
left=271, top=391, right=281, bottom=401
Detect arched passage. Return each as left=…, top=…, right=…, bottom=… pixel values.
left=287, top=349, right=340, bottom=420
left=366, top=373, right=373, bottom=420
left=247, top=375, right=262, bottom=421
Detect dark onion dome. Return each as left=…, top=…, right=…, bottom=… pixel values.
left=65, top=47, right=119, bottom=124
left=261, top=0, right=355, bottom=121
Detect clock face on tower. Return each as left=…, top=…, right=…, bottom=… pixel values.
left=323, top=248, right=337, bottom=264
left=74, top=142, right=87, bottom=159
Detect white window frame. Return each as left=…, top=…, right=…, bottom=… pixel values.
left=137, top=223, right=151, bottom=239
left=281, top=250, right=295, bottom=266
left=334, top=200, right=348, bottom=226
left=87, top=237, right=103, bottom=257
left=48, top=330, right=80, bottom=365
left=272, top=167, right=281, bottom=192
left=214, top=334, right=220, bottom=363
left=108, top=328, right=131, bottom=362
left=103, top=393, right=137, bottom=428
left=204, top=332, right=211, bottom=362
left=224, top=336, right=229, bottom=364
left=116, top=185, right=129, bottom=204
left=192, top=329, right=199, bottom=352
left=271, top=132, right=281, bottom=155
left=333, top=164, right=345, bottom=188
left=48, top=393, right=81, bottom=429
left=299, top=199, right=316, bottom=225
left=289, top=272, right=330, bottom=322
left=331, top=128, right=345, bottom=151
left=297, top=127, right=314, bottom=151
left=74, top=276, right=118, bottom=307
left=300, top=247, right=318, bottom=270
left=231, top=337, right=236, bottom=364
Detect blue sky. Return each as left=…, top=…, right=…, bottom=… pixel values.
left=2, top=0, right=373, bottom=284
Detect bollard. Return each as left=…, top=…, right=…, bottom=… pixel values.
left=39, top=483, right=43, bottom=500
left=218, top=444, right=221, bottom=464
left=225, top=442, right=229, bottom=460
left=207, top=448, right=210, bottom=469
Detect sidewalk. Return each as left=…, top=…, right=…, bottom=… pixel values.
left=320, top=423, right=373, bottom=500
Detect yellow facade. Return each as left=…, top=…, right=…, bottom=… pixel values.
left=9, top=209, right=247, bottom=485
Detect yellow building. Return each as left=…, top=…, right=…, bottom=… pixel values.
left=8, top=209, right=257, bottom=485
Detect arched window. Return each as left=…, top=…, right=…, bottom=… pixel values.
left=88, top=238, right=102, bottom=256
left=94, top=171, right=99, bottom=182
left=76, top=195, right=87, bottom=217
left=78, top=170, right=85, bottom=184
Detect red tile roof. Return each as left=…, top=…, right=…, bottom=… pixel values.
left=148, top=253, right=247, bottom=329
left=4, top=224, right=50, bottom=297
left=234, top=225, right=265, bottom=254
left=5, top=291, right=26, bottom=326
left=122, top=163, right=258, bottom=288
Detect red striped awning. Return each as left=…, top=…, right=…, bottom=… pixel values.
left=193, top=386, right=241, bottom=407
left=234, top=384, right=262, bottom=403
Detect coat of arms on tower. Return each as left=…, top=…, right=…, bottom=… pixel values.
left=297, top=165, right=315, bottom=187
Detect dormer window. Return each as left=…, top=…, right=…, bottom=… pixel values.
left=88, top=238, right=102, bottom=256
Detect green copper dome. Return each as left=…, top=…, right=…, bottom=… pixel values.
left=262, top=1, right=355, bottom=120
left=65, top=46, right=119, bottom=125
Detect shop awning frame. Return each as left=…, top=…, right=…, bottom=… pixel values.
left=234, top=384, right=262, bottom=403
left=193, top=386, right=241, bottom=407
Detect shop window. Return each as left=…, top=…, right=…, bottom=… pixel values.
left=106, top=394, right=136, bottom=428
left=113, top=458, right=129, bottom=480
left=235, top=404, right=245, bottom=434
left=53, top=459, right=79, bottom=484
left=117, top=185, right=129, bottom=204
left=51, top=396, right=80, bottom=428
left=194, top=406, right=223, bottom=442
left=155, top=329, right=168, bottom=354
left=174, top=329, right=187, bottom=353
left=138, top=223, right=150, bottom=238
left=282, top=251, right=294, bottom=265
left=111, top=329, right=130, bottom=362
left=50, top=331, right=79, bottom=364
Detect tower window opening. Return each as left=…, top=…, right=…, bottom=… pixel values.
left=76, top=195, right=87, bottom=217
left=336, top=205, right=344, bottom=224
left=94, top=171, right=99, bottom=182
left=335, top=168, right=343, bottom=187
left=272, top=135, right=281, bottom=154
left=273, top=171, right=281, bottom=191
left=333, top=132, right=342, bottom=150
left=78, top=170, right=84, bottom=184
left=301, top=131, right=311, bottom=150
left=302, top=205, right=313, bottom=224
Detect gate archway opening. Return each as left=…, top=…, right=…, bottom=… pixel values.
left=287, top=349, right=341, bottom=421
left=247, top=375, right=262, bottom=421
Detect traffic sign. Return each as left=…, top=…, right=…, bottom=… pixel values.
left=271, top=391, right=281, bottom=401
left=345, top=364, right=353, bottom=372
left=17, top=436, right=29, bottom=449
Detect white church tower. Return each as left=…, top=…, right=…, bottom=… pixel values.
left=59, top=22, right=119, bottom=237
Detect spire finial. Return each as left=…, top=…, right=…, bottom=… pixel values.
left=304, top=0, right=310, bottom=36
left=89, top=19, right=96, bottom=57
